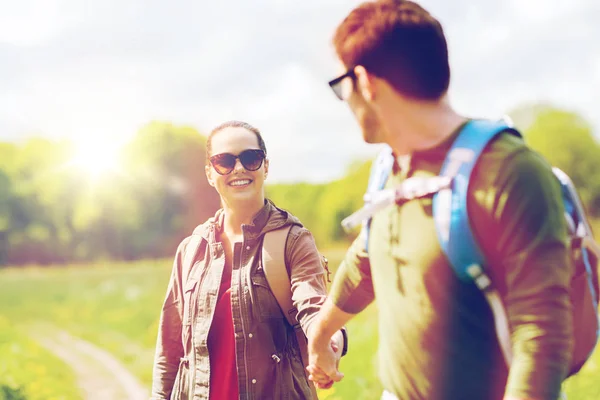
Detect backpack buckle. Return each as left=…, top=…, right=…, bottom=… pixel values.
left=466, top=264, right=492, bottom=291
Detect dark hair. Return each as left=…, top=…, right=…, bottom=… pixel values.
left=206, top=121, right=267, bottom=162
left=333, top=0, right=450, bottom=101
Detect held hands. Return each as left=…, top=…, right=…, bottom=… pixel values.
left=306, top=331, right=344, bottom=389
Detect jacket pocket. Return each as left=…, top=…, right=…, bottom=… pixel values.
left=250, top=268, right=285, bottom=321
left=182, top=279, right=198, bottom=326
left=170, top=357, right=190, bottom=400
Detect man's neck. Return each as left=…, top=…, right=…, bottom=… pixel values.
left=385, top=98, right=467, bottom=156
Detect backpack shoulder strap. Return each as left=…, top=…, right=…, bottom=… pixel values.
left=367, top=145, right=395, bottom=192
left=432, top=119, right=521, bottom=367
left=361, top=145, right=395, bottom=252
left=262, top=225, right=297, bottom=327
left=432, top=119, right=520, bottom=281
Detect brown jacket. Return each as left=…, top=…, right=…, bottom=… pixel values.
left=151, top=200, right=328, bottom=400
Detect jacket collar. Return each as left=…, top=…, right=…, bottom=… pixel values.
left=192, top=199, right=300, bottom=241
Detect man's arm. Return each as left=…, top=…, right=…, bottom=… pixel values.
left=150, top=238, right=188, bottom=400
left=307, top=298, right=355, bottom=385
left=472, top=147, right=573, bottom=400
left=327, top=233, right=376, bottom=314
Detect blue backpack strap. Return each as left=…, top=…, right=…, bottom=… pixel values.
left=432, top=119, right=522, bottom=367
left=361, top=145, right=395, bottom=252
left=432, top=119, right=521, bottom=282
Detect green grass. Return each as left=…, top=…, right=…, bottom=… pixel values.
left=0, top=316, right=81, bottom=400
left=0, top=259, right=170, bottom=386
left=564, top=352, right=600, bottom=399
left=0, top=254, right=381, bottom=398
left=0, top=252, right=599, bottom=399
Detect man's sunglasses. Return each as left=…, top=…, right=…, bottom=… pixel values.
left=328, top=69, right=356, bottom=100
left=209, top=149, right=266, bottom=175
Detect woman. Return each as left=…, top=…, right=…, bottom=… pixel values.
left=151, top=121, right=346, bottom=399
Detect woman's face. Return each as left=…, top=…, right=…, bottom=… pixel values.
left=205, top=126, right=269, bottom=209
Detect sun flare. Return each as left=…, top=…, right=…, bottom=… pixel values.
left=68, top=139, right=122, bottom=179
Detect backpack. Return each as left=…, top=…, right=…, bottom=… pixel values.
left=342, top=118, right=600, bottom=375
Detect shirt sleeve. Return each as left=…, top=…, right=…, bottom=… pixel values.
left=471, top=146, right=574, bottom=399
left=151, top=237, right=189, bottom=400
left=286, top=226, right=328, bottom=335
left=328, top=233, right=375, bottom=314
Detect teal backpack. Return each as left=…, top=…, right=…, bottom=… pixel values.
left=342, top=119, right=600, bottom=375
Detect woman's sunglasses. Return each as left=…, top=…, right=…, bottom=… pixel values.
left=209, top=149, right=266, bottom=175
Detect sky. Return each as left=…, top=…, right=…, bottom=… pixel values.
left=1, top=0, right=599, bottom=183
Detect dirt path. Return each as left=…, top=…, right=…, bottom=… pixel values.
left=30, top=326, right=149, bottom=400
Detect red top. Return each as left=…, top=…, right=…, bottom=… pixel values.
left=207, top=259, right=239, bottom=400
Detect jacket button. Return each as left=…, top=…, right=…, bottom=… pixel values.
left=246, top=245, right=251, bottom=250
left=252, top=379, right=257, bottom=384
left=248, top=333, right=253, bottom=338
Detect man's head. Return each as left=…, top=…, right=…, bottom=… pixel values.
left=329, top=0, right=450, bottom=143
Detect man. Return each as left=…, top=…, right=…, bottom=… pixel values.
left=307, top=1, right=573, bottom=399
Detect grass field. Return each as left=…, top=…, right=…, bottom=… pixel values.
left=0, top=315, right=81, bottom=400
left=0, top=251, right=598, bottom=399
left=0, top=254, right=382, bottom=399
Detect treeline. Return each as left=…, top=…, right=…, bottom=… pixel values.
left=266, top=160, right=372, bottom=248
left=1, top=105, right=599, bottom=266
left=0, top=122, right=221, bottom=266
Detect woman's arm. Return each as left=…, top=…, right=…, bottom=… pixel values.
left=150, top=237, right=189, bottom=400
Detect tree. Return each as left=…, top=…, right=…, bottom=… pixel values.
left=0, top=122, right=220, bottom=266
left=510, top=104, right=600, bottom=216
left=266, top=158, right=372, bottom=247
left=120, top=121, right=220, bottom=257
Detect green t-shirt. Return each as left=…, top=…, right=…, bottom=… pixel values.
left=330, top=126, right=573, bottom=400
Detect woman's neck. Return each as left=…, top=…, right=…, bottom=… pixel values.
left=222, top=200, right=264, bottom=236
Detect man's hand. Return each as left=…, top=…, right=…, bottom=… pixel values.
left=305, top=298, right=355, bottom=389
left=307, top=332, right=344, bottom=389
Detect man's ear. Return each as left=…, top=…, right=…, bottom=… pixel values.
left=205, top=164, right=215, bottom=187
left=354, top=65, right=375, bottom=102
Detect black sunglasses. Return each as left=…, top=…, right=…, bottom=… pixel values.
left=209, top=149, right=266, bottom=175
left=328, top=69, right=356, bottom=100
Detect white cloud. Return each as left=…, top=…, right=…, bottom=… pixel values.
left=0, top=0, right=80, bottom=46
left=0, top=0, right=598, bottom=182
